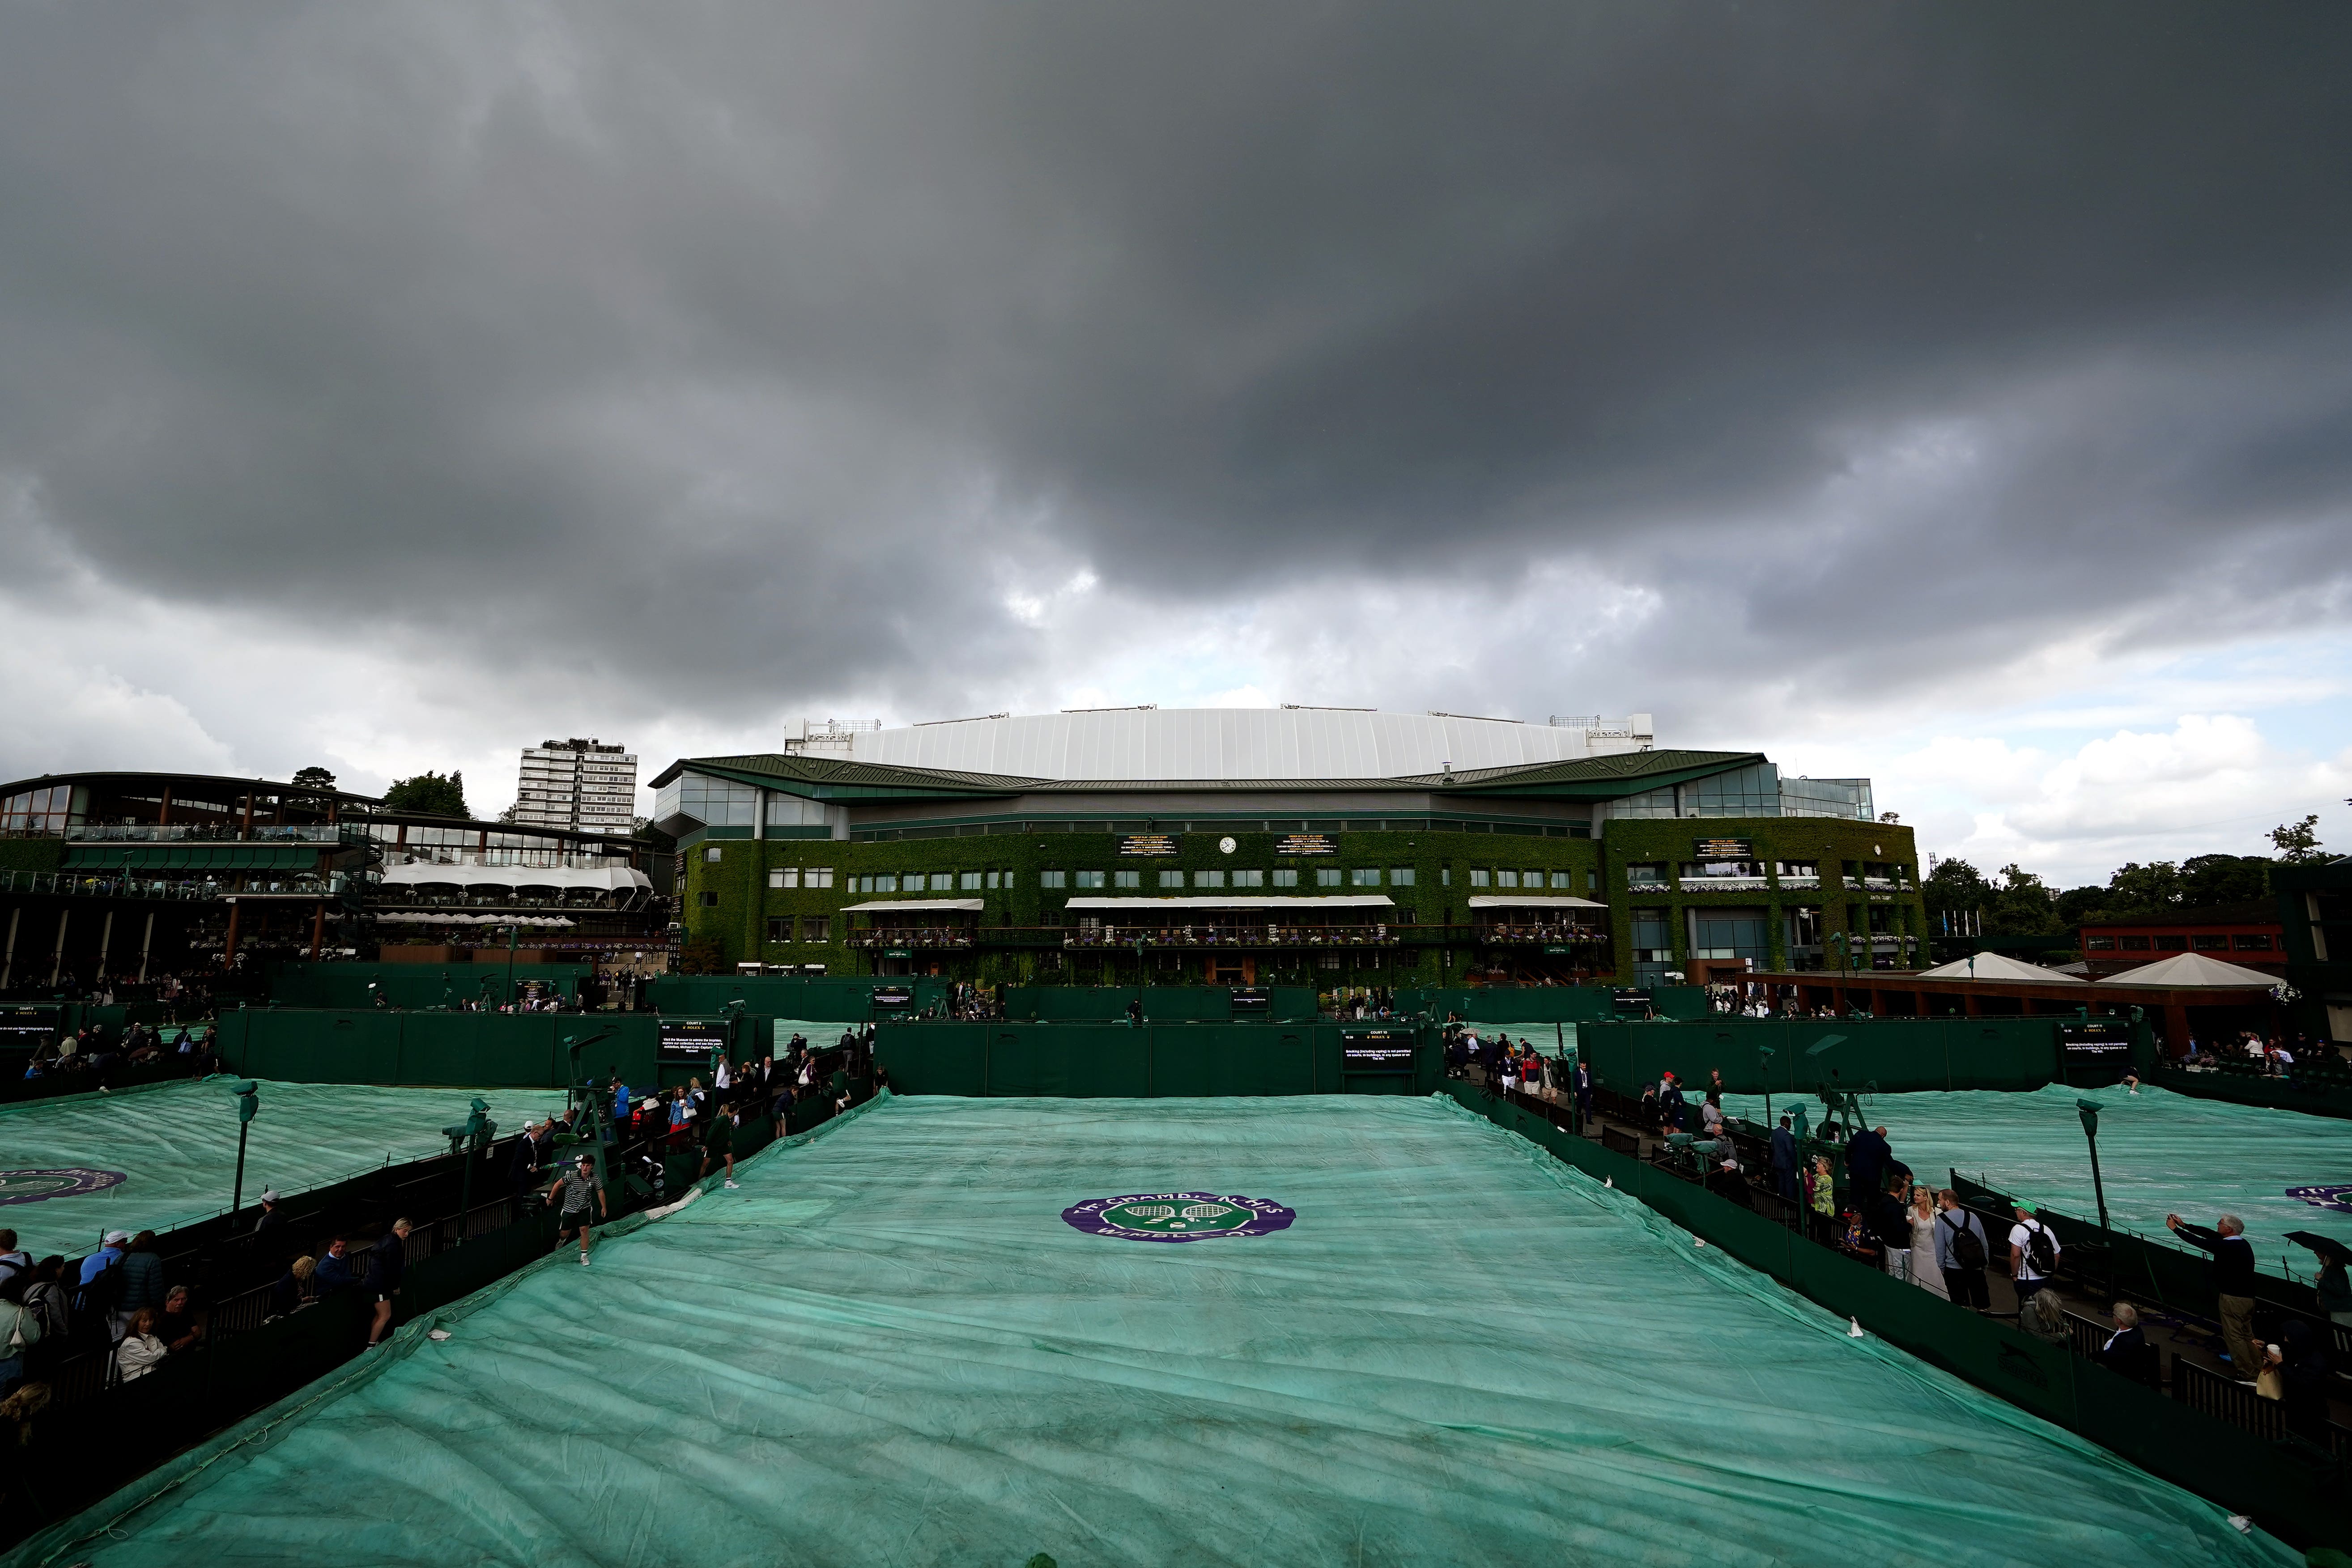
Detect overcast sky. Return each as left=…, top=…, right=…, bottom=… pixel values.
left=2, top=3, right=2347, bottom=884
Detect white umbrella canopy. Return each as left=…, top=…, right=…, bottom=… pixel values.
left=2099, top=952, right=2282, bottom=988
left=1913, top=951, right=2084, bottom=982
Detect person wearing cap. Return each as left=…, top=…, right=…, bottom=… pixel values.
left=251, top=1189, right=286, bottom=1235
left=2167, top=1211, right=2259, bottom=1380
left=548, top=1155, right=607, bottom=1266
left=366, top=1219, right=413, bottom=1347
left=2008, top=1202, right=2062, bottom=1302
left=79, top=1231, right=130, bottom=1287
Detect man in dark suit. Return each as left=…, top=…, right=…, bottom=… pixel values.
left=2096, top=1301, right=2161, bottom=1387
left=1769, top=1115, right=1800, bottom=1203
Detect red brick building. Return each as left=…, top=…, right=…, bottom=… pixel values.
left=2078, top=901, right=2285, bottom=979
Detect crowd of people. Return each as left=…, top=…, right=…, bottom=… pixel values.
left=19, top=1018, right=220, bottom=1084
left=2179, top=1031, right=2326, bottom=1076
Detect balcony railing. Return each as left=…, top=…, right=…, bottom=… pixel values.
left=1473, top=925, right=1609, bottom=947
left=1677, top=877, right=1772, bottom=892
left=1064, top=924, right=1401, bottom=949
left=0, top=871, right=225, bottom=901
left=846, top=928, right=975, bottom=949
left=67, top=823, right=364, bottom=845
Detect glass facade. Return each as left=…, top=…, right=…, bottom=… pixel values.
left=1689, top=908, right=1770, bottom=962
left=1608, top=765, right=1874, bottom=821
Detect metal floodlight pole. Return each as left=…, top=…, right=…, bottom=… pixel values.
left=2076, top=1097, right=2111, bottom=1232
left=228, top=1079, right=260, bottom=1216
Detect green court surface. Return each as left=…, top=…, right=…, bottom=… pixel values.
left=24, top=1095, right=2286, bottom=1567
left=0, top=1079, right=570, bottom=1261
left=1726, top=1083, right=2352, bottom=1260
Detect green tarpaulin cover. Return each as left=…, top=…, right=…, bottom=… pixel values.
left=16, top=1094, right=2285, bottom=1567
left=1725, top=1082, right=2352, bottom=1259
left=0, top=1078, right=570, bottom=1260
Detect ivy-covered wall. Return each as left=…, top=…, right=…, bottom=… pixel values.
left=679, top=813, right=1927, bottom=986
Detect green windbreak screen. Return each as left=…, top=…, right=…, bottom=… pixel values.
left=1726, top=1083, right=2352, bottom=1257
left=0, top=1078, right=569, bottom=1261
left=30, top=1096, right=2284, bottom=1567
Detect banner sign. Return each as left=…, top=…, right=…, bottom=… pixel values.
left=1341, top=1030, right=1414, bottom=1070
left=2059, top=1021, right=2134, bottom=1080
left=1117, top=835, right=1178, bottom=856
left=1692, top=837, right=1754, bottom=859
left=1230, top=988, right=1270, bottom=1012
left=871, top=985, right=915, bottom=1008
left=1273, top=834, right=1338, bottom=856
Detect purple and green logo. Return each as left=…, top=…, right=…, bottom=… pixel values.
left=2287, top=1185, right=2352, bottom=1215
left=0, top=1168, right=128, bottom=1206
left=1062, top=1192, right=1295, bottom=1243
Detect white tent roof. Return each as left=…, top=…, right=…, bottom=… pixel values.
left=839, top=899, right=985, bottom=913
left=1466, top=895, right=1608, bottom=910
left=1062, top=895, right=1393, bottom=911
left=1913, top=951, right=2084, bottom=983
left=2100, top=952, right=2282, bottom=989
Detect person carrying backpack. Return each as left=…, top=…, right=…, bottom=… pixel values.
left=1933, top=1190, right=1992, bottom=1310
left=2008, top=1202, right=2062, bottom=1301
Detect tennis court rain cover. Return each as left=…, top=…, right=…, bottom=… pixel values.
left=0, top=1078, right=570, bottom=1261
left=21, top=1096, right=2290, bottom=1568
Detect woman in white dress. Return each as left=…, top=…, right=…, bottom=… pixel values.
left=1908, top=1183, right=1949, bottom=1300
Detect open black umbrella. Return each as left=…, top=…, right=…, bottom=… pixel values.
left=2284, top=1231, right=2352, bottom=1265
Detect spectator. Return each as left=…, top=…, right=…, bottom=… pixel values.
left=2165, top=1212, right=2258, bottom=1380
left=266, top=1255, right=317, bottom=1320
left=78, top=1230, right=129, bottom=1288
left=770, top=1079, right=796, bottom=1140
left=548, top=1155, right=607, bottom=1266
left=609, top=1074, right=629, bottom=1134
left=1933, top=1191, right=1992, bottom=1311
left=1807, top=1153, right=1838, bottom=1244
left=0, top=1230, right=27, bottom=1290
left=2019, top=1289, right=2070, bottom=1348
left=0, top=1276, right=40, bottom=1397
left=1659, top=1073, right=1687, bottom=1133
left=1700, top=1094, right=1725, bottom=1139
left=21, top=1258, right=69, bottom=1350
left=1573, top=1060, right=1593, bottom=1131
left=2008, top=1203, right=2062, bottom=1301
left=2275, top=1320, right=2331, bottom=1444
left=510, top=1123, right=548, bottom=1194
left=114, top=1307, right=169, bottom=1381
left=251, top=1190, right=286, bottom=1236
left=1905, top=1185, right=1948, bottom=1300
left=1866, top=1180, right=1912, bottom=1278
left=1769, top=1115, right=1799, bottom=1203
left=2095, top=1302, right=2160, bottom=1388
left=366, top=1220, right=413, bottom=1347
left=1845, top=1125, right=1891, bottom=1200
left=314, top=1237, right=359, bottom=1296
left=116, top=1231, right=166, bottom=1335
left=157, top=1285, right=205, bottom=1354
left=2314, top=1251, right=2352, bottom=1327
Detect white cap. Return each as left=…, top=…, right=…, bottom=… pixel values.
left=259, top=1188, right=280, bottom=1202
left=104, top=1230, right=130, bottom=1245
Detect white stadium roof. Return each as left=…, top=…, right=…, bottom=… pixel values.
left=819, top=708, right=1653, bottom=782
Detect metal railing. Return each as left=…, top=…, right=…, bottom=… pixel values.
left=846, top=929, right=973, bottom=949
left=0, top=871, right=224, bottom=901
left=68, top=824, right=363, bottom=845
left=1063, top=925, right=1402, bottom=949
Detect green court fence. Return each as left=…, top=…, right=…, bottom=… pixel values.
left=266, top=960, right=594, bottom=1011
left=876, top=1020, right=1439, bottom=1097
left=1000, top=985, right=1320, bottom=1021
left=1397, top=985, right=1711, bottom=1022
left=212, top=1010, right=783, bottom=1091
left=1578, top=1015, right=2086, bottom=1096
left=646, top=973, right=949, bottom=1020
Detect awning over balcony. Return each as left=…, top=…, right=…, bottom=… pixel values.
left=1466, top=895, right=1607, bottom=909
left=1062, top=896, right=1394, bottom=911
left=64, top=844, right=319, bottom=873
left=840, top=898, right=986, bottom=913
left=378, top=863, right=651, bottom=893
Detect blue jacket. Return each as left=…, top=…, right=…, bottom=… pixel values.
left=1769, top=1127, right=1798, bottom=1172
left=315, top=1251, right=358, bottom=1294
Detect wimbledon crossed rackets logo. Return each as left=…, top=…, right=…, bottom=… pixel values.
left=0, top=1168, right=128, bottom=1206
left=1062, top=1192, right=1295, bottom=1243
left=2287, top=1185, right=2352, bottom=1215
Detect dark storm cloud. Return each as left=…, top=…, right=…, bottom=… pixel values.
left=0, top=1, right=2347, bottom=730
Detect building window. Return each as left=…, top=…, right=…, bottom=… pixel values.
left=699, top=891, right=719, bottom=907
left=807, top=868, right=834, bottom=888
left=1117, top=870, right=1142, bottom=889
left=958, top=871, right=982, bottom=890
left=1548, top=871, right=1572, bottom=889
left=928, top=873, right=953, bottom=892
left=1391, top=868, right=1415, bottom=887
left=2191, top=934, right=2228, bottom=951
left=1196, top=869, right=1225, bottom=888
left=801, top=915, right=830, bottom=942
left=1317, top=952, right=1341, bottom=970
left=766, top=917, right=792, bottom=942
left=2086, top=936, right=2116, bottom=951
left=1496, top=871, right=1517, bottom=888
left=1042, top=870, right=1068, bottom=889
left=2155, top=936, right=2188, bottom=952
left=1442, top=867, right=1451, bottom=886
left=2119, top=935, right=2151, bottom=951
left=1076, top=871, right=1106, bottom=889
left=1316, top=868, right=1342, bottom=888
left=1625, top=864, right=1666, bottom=887
left=1272, top=869, right=1298, bottom=888
left=704, top=846, right=723, bottom=863
left=1349, top=868, right=1381, bottom=887
left=1469, top=869, right=1491, bottom=888
left=1159, top=870, right=1184, bottom=888
left=1233, top=869, right=1264, bottom=888
left=985, top=871, right=1001, bottom=890
left=1587, top=872, right=1598, bottom=891
left=2233, top=934, right=2272, bottom=951
left=769, top=868, right=799, bottom=889
left=875, top=874, right=898, bottom=893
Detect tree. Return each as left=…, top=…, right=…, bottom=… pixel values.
left=382, top=770, right=471, bottom=819
left=2176, top=853, right=2271, bottom=908
left=1986, top=864, right=2066, bottom=936
left=290, top=765, right=337, bottom=791
left=2271, top=815, right=2325, bottom=863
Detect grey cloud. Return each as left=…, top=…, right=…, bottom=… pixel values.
left=0, top=1, right=2348, bottom=745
